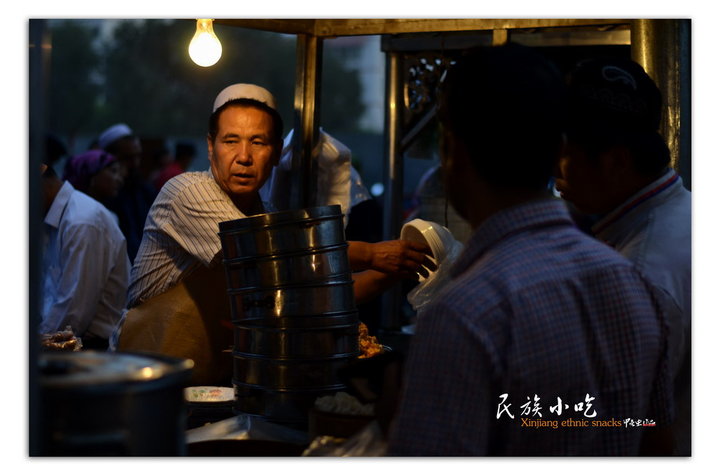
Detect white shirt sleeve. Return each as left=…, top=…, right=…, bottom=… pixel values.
left=40, top=222, right=114, bottom=336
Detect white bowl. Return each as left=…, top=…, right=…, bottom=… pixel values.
left=401, top=219, right=460, bottom=281
left=400, top=219, right=449, bottom=262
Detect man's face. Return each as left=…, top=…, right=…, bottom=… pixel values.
left=208, top=105, right=280, bottom=202
left=554, top=143, right=616, bottom=215
left=89, top=161, right=124, bottom=200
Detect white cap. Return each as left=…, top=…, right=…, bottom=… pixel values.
left=98, top=123, right=133, bottom=150
left=212, top=83, right=277, bottom=113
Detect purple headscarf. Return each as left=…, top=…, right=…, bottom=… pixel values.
left=63, top=149, right=117, bottom=193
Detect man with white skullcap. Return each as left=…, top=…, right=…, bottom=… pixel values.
left=97, top=123, right=156, bottom=262
left=112, top=83, right=431, bottom=385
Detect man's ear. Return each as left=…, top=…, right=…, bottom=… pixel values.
left=206, top=134, right=214, bottom=162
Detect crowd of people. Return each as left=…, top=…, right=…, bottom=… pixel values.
left=37, top=43, right=690, bottom=456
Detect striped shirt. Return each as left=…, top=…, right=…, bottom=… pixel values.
left=591, top=168, right=691, bottom=455
left=387, top=198, right=673, bottom=456
left=592, top=169, right=691, bottom=331
left=127, top=170, right=251, bottom=308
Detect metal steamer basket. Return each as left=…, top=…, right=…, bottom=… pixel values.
left=219, top=205, right=359, bottom=426
left=37, top=351, right=193, bottom=456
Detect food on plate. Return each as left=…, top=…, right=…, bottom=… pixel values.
left=358, top=322, right=382, bottom=359
left=184, top=386, right=234, bottom=403
left=41, top=326, right=82, bottom=351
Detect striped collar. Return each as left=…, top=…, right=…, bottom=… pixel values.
left=592, top=169, right=680, bottom=237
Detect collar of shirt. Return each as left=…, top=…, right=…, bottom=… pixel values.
left=450, top=198, right=574, bottom=279
left=204, top=166, right=275, bottom=214
left=44, top=181, right=75, bottom=229
left=591, top=168, right=681, bottom=243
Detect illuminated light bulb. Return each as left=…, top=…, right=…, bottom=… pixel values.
left=188, top=19, right=222, bottom=67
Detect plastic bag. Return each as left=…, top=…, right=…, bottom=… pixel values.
left=302, top=421, right=387, bottom=456
left=260, top=128, right=366, bottom=227
left=406, top=237, right=463, bottom=314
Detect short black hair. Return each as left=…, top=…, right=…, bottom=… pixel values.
left=438, top=43, right=567, bottom=189
left=45, top=134, right=67, bottom=165
left=208, top=98, right=284, bottom=145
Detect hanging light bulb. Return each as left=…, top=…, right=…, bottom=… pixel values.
left=188, top=19, right=222, bottom=67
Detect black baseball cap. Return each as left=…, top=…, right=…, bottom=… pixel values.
left=567, top=57, right=662, bottom=134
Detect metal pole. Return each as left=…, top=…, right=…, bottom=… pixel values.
left=383, top=51, right=403, bottom=241
left=631, top=19, right=691, bottom=189
left=381, top=51, right=404, bottom=330
left=291, top=34, right=323, bottom=209
left=29, top=18, right=50, bottom=456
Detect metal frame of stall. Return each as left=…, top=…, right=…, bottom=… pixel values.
left=214, top=18, right=690, bottom=331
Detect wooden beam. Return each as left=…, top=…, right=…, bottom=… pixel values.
left=214, top=18, right=631, bottom=37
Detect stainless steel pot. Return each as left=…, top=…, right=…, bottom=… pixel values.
left=228, top=280, right=356, bottom=320
left=234, top=321, right=359, bottom=358
left=219, top=205, right=346, bottom=259
left=219, top=205, right=358, bottom=426
left=223, top=243, right=351, bottom=291
left=36, top=351, right=193, bottom=456
left=233, top=351, right=358, bottom=389
left=233, top=381, right=346, bottom=425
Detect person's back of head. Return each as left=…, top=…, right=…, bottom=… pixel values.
left=566, top=56, right=670, bottom=178
left=438, top=43, right=567, bottom=190
left=45, top=134, right=67, bottom=166
left=174, top=142, right=197, bottom=169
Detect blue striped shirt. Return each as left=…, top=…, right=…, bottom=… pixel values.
left=387, top=198, right=673, bottom=456
left=127, top=170, right=249, bottom=308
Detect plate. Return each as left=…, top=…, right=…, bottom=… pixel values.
left=184, top=386, right=234, bottom=403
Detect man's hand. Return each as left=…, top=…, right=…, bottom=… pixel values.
left=348, top=240, right=435, bottom=278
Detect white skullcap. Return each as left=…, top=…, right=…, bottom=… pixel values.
left=98, top=123, right=133, bottom=150
left=212, top=83, right=278, bottom=113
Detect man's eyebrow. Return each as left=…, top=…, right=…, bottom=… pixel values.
left=220, top=132, right=270, bottom=141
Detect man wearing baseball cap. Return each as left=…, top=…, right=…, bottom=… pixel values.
left=554, top=57, right=691, bottom=455
left=112, top=83, right=431, bottom=384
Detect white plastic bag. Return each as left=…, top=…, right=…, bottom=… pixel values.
left=406, top=237, right=463, bottom=314
left=260, top=128, right=363, bottom=227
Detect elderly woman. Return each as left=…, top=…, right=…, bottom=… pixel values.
left=63, top=149, right=124, bottom=202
